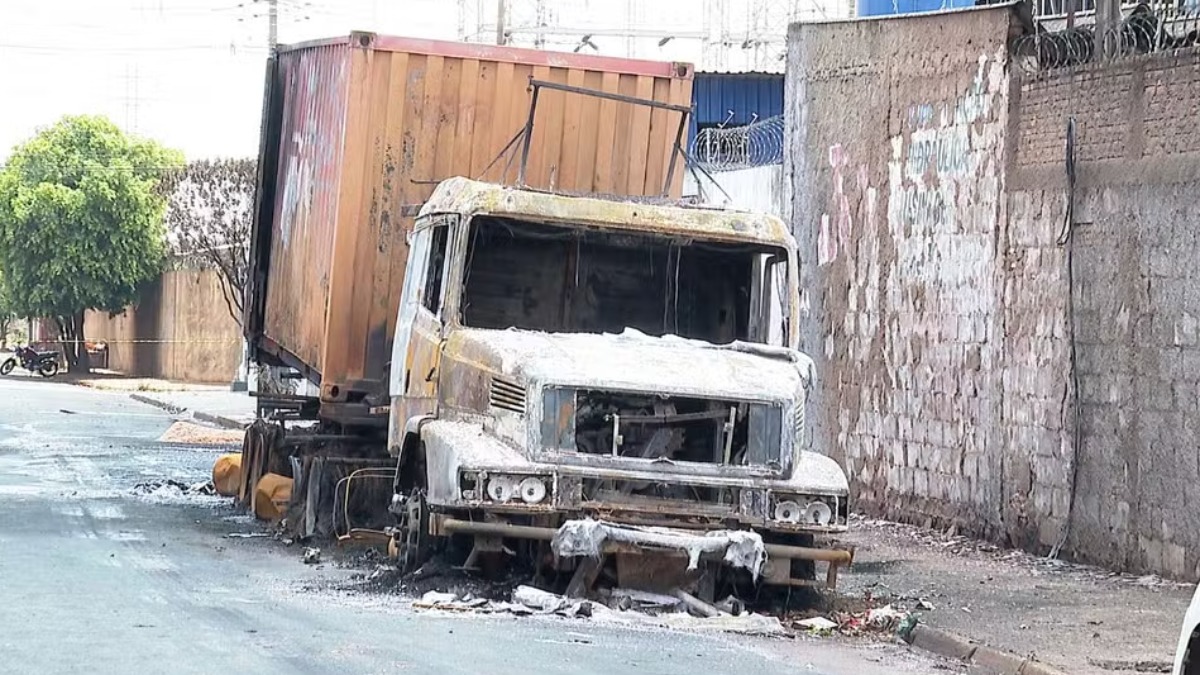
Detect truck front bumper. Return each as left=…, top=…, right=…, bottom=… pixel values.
left=431, top=514, right=853, bottom=588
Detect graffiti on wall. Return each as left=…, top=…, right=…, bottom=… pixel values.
left=886, top=52, right=1007, bottom=319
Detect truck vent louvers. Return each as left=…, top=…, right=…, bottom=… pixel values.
left=489, top=376, right=526, bottom=414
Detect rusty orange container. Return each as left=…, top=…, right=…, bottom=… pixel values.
left=246, top=33, right=695, bottom=425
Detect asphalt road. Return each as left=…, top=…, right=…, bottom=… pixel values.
left=0, top=377, right=951, bottom=675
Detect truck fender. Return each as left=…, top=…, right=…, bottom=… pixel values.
left=395, top=414, right=435, bottom=493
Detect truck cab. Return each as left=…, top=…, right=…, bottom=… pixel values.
left=386, top=177, right=851, bottom=589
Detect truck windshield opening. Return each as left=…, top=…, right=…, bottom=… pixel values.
left=459, top=216, right=788, bottom=345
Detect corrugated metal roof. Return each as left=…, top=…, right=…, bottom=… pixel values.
left=689, top=72, right=785, bottom=142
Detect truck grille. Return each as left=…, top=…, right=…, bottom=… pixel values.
left=489, top=376, right=526, bottom=414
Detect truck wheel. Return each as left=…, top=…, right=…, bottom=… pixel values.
left=394, top=489, right=431, bottom=574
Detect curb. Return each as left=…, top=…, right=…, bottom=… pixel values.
left=129, top=393, right=247, bottom=430
left=904, top=624, right=1070, bottom=675
left=129, top=393, right=186, bottom=415
left=194, top=410, right=248, bottom=431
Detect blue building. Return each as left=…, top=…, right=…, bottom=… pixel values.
left=857, top=0, right=977, bottom=17
left=688, top=71, right=785, bottom=149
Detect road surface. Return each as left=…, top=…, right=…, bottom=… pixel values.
left=0, top=377, right=952, bottom=674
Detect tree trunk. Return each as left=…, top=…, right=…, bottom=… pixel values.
left=74, top=310, right=91, bottom=373
left=58, top=312, right=90, bottom=373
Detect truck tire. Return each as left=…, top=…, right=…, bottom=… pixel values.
left=393, top=488, right=431, bottom=574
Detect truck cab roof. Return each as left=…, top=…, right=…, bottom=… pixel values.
left=417, top=177, right=795, bottom=248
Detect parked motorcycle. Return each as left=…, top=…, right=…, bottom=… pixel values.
left=1, top=346, right=61, bottom=378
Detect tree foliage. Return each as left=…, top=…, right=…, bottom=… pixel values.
left=161, top=158, right=255, bottom=326
left=0, top=115, right=183, bottom=370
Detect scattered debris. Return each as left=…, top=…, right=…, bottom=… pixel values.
left=916, top=599, right=935, bottom=611
left=826, top=604, right=912, bottom=636
left=848, top=515, right=1190, bottom=590
left=131, top=478, right=218, bottom=504
left=225, top=532, right=269, bottom=539
left=715, top=596, right=746, bottom=616
left=1087, top=658, right=1172, bottom=673
left=608, top=588, right=680, bottom=612
left=302, top=547, right=321, bottom=565
left=796, top=616, right=838, bottom=631
left=405, top=583, right=784, bottom=635
left=552, top=518, right=766, bottom=578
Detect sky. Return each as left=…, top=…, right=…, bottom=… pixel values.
left=0, top=0, right=848, bottom=162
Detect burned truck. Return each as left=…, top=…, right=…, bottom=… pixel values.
left=243, top=32, right=851, bottom=594
left=385, top=178, right=852, bottom=592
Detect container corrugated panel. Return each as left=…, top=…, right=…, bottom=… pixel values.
left=688, top=72, right=784, bottom=144
left=250, top=33, right=695, bottom=419
left=260, top=42, right=350, bottom=377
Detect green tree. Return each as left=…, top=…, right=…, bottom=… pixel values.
left=0, top=115, right=183, bottom=371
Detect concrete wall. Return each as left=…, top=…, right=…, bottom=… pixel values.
left=1010, top=52, right=1200, bottom=577
left=683, top=165, right=787, bottom=217
left=787, top=6, right=1043, bottom=544
left=788, top=5, right=1200, bottom=577
left=85, top=268, right=242, bottom=384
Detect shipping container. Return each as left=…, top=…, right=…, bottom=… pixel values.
left=247, top=32, right=695, bottom=424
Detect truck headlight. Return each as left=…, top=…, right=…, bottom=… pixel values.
left=518, top=477, right=547, bottom=504
left=774, top=500, right=803, bottom=523
left=486, top=475, right=517, bottom=502
left=804, top=501, right=833, bottom=526
left=771, top=494, right=840, bottom=527
left=470, top=472, right=553, bottom=505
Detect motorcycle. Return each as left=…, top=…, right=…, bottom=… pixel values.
left=1, top=346, right=61, bottom=378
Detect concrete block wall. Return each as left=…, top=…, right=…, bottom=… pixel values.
left=1011, top=50, right=1200, bottom=576
left=786, top=6, right=1047, bottom=543
left=788, top=5, right=1200, bottom=576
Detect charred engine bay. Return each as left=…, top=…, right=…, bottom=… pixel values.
left=576, top=391, right=746, bottom=465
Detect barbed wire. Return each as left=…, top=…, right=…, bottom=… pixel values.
left=689, top=115, right=785, bottom=173
left=1015, top=6, right=1200, bottom=75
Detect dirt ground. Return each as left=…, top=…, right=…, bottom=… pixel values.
left=158, top=420, right=245, bottom=445
left=835, top=516, right=1193, bottom=674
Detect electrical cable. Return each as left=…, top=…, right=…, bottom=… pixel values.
left=1049, top=115, right=1079, bottom=561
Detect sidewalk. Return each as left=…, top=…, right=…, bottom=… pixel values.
left=835, top=517, right=1192, bottom=675
left=75, top=375, right=256, bottom=427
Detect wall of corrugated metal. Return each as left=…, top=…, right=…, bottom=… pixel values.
left=264, top=42, right=350, bottom=377
left=688, top=72, right=785, bottom=143
left=256, top=34, right=694, bottom=408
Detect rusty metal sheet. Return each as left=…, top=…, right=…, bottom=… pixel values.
left=251, top=32, right=694, bottom=421
left=261, top=40, right=350, bottom=378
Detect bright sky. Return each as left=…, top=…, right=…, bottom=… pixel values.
left=0, top=0, right=845, bottom=162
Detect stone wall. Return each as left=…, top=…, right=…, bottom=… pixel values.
left=788, top=5, right=1200, bottom=577
left=1011, top=51, right=1200, bottom=577
left=786, top=6, right=1052, bottom=546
